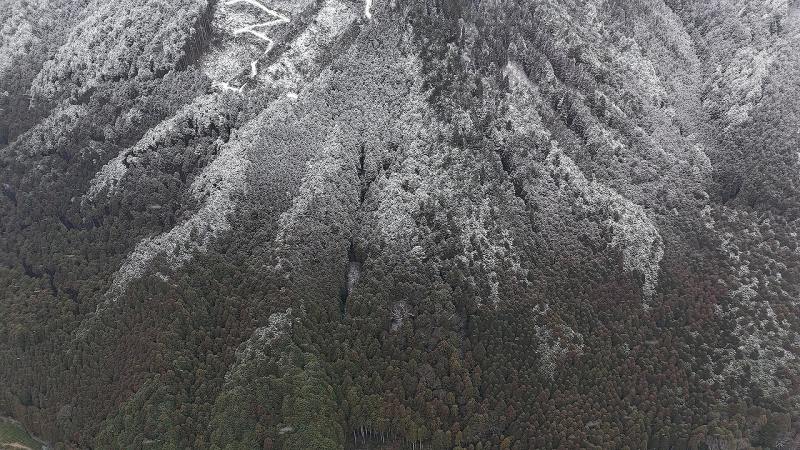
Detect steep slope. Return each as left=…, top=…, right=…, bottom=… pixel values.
left=1, top=0, right=798, bottom=449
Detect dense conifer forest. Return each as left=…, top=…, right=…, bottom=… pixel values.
left=1, top=0, right=799, bottom=448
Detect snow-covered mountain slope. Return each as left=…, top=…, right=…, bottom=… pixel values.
left=1, top=0, right=798, bottom=448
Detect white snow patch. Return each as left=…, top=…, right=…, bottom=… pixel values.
left=364, top=0, right=373, bottom=20
left=204, top=0, right=355, bottom=94
left=212, top=81, right=244, bottom=93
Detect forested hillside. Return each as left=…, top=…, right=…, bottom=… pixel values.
left=1, top=0, right=798, bottom=449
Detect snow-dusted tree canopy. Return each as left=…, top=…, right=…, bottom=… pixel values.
left=1, top=0, right=798, bottom=448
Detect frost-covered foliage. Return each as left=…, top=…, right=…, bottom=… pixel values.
left=505, top=60, right=664, bottom=305
left=201, top=0, right=355, bottom=94
left=2, top=0, right=800, bottom=449
left=231, top=308, right=296, bottom=365
left=702, top=204, right=800, bottom=409
left=5, top=104, right=89, bottom=157
left=258, top=0, right=357, bottom=92
left=267, top=124, right=360, bottom=290
left=90, top=0, right=364, bottom=305
left=671, top=0, right=799, bottom=127
left=31, top=0, right=210, bottom=100
left=0, top=0, right=91, bottom=82
left=0, top=1, right=41, bottom=82
left=84, top=94, right=227, bottom=201
left=209, top=307, right=344, bottom=449
left=531, top=303, right=584, bottom=379
left=667, top=0, right=800, bottom=216
left=546, top=148, right=664, bottom=303
left=106, top=121, right=247, bottom=301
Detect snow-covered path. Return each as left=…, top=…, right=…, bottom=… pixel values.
left=225, top=0, right=289, bottom=75
left=203, top=0, right=291, bottom=91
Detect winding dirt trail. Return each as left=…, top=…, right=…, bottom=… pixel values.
left=225, top=0, right=289, bottom=77
left=205, top=0, right=291, bottom=92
